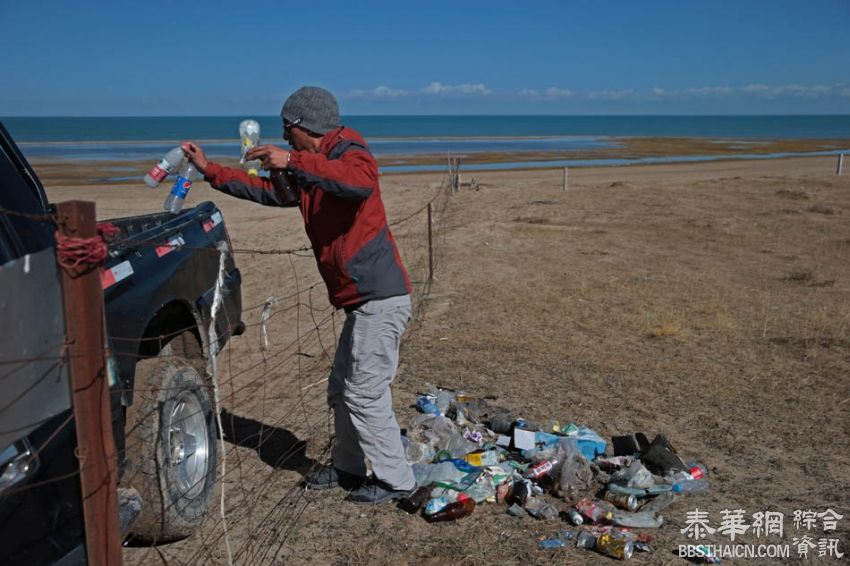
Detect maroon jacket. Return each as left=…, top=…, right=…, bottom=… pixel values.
left=202, top=126, right=411, bottom=309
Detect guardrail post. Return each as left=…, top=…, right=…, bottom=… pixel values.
left=56, top=200, right=122, bottom=566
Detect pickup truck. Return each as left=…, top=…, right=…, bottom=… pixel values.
left=0, top=121, right=243, bottom=563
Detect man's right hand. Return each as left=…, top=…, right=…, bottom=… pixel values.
left=181, top=141, right=208, bottom=174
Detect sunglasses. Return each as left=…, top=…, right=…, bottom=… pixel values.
left=282, top=117, right=303, bottom=138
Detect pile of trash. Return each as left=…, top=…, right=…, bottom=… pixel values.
left=399, top=386, right=715, bottom=562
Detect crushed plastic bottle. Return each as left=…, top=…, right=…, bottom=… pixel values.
left=435, top=389, right=456, bottom=414
left=612, top=510, right=664, bottom=529
left=463, top=480, right=496, bottom=503
left=405, top=440, right=433, bottom=464
left=672, top=478, right=709, bottom=493
left=668, top=462, right=709, bottom=493
left=423, top=497, right=450, bottom=516
left=144, top=146, right=185, bottom=187
left=611, top=460, right=656, bottom=489
left=537, top=538, right=566, bottom=550
left=416, top=395, right=441, bottom=416
left=464, top=449, right=499, bottom=467
left=419, top=458, right=478, bottom=488
left=526, top=498, right=559, bottom=520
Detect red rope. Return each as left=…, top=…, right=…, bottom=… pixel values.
left=55, top=223, right=120, bottom=277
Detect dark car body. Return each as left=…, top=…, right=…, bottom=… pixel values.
left=0, top=122, right=242, bottom=564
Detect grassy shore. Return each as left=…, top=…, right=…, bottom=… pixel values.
left=40, top=155, right=850, bottom=565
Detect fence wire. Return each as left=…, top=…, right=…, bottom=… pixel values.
left=0, top=167, right=456, bottom=565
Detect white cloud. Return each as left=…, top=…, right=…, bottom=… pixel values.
left=653, top=83, right=848, bottom=99
left=519, top=87, right=572, bottom=100
left=373, top=85, right=408, bottom=97
left=588, top=89, right=635, bottom=100
left=545, top=87, right=572, bottom=98
left=743, top=83, right=837, bottom=98
left=652, top=86, right=731, bottom=98
left=422, top=81, right=492, bottom=95
left=683, top=86, right=732, bottom=96
left=349, top=85, right=409, bottom=98
left=350, top=81, right=849, bottom=102
left=743, top=83, right=771, bottom=94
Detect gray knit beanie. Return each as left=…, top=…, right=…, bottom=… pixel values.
left=281, top=86, right=340, bottom=135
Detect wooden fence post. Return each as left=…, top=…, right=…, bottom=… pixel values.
left=563, top=167, right=569, bottom=192
left=56, top=200, right=122, bottom=566
left=427, top=202, right=434, bottom=284
left=838, top=153, right=845, bottom=176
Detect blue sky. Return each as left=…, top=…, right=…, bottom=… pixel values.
left=1, top=0, right=849, bottom=116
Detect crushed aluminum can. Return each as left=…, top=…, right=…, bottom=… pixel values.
left=604, top=491, right=639, bottom=511
left=575, top=531, right=597, bottom=549
left=596, top=533, right=634, bottom=560
left=567, top=508, right=584, bottom=525
left=634, top=541, right=653, bottom=553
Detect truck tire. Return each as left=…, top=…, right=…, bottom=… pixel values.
left=124, top=334, right=217, bottom=542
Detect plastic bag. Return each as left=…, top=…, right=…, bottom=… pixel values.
left=558, top=438, right=594, bottom=503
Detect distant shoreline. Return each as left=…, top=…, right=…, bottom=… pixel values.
left=6, top=115, right=850, bottom=144
left=25, top=136, right=850, bottom=185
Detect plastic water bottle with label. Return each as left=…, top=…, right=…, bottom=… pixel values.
left=144, top=146, right=185, bottom=187
left=239, top=119, right=262, bottom=175
left=164, top=159, right=198, bottom=214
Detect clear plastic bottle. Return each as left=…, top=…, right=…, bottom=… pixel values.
left=144, top=146, right=185, bottom=187
left=239, top=119, right=262, bottom=175
left=524, top=457, right=562, bottom=480
left=668, top=462, right=709, bottom=493
left=405, top=440, right=433, bottom=464
left=164, top=160, right=198, bottom=214
left=672, top=478, right=709, bottom=493
left=463, top=480, right=495, bottom=503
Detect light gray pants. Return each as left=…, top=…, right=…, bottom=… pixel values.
left=328, top=294, right=416, bottom=491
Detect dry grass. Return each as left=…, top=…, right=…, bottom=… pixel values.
left=43, top=155, right=849, bottom=565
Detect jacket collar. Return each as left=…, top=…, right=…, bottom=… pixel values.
left=319, top=126, right=347, bottom=155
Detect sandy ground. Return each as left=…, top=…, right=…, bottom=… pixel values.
left=41, top=155, right=850, bottom=564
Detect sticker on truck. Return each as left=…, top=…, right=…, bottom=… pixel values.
left=101, top=260, right=134, bottom=289
left=155, top=235, right=186, bottom=257
left=202, top=211, right=223, bottom=232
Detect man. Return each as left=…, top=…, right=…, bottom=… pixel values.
left=182, top=86, right=416, bottom=504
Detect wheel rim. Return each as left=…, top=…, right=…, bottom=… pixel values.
left=167, top=380, right=209, bottom=500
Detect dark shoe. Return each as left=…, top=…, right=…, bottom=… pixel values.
left=346, top=477, right=417, bottom=504
left=304, top=464, right=365, bottom=491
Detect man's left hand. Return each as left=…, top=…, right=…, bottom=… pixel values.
left=245, top=145, right=291, bottom=170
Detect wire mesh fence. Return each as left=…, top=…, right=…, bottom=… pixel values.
left=0, top=165, right=457, bottom=565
